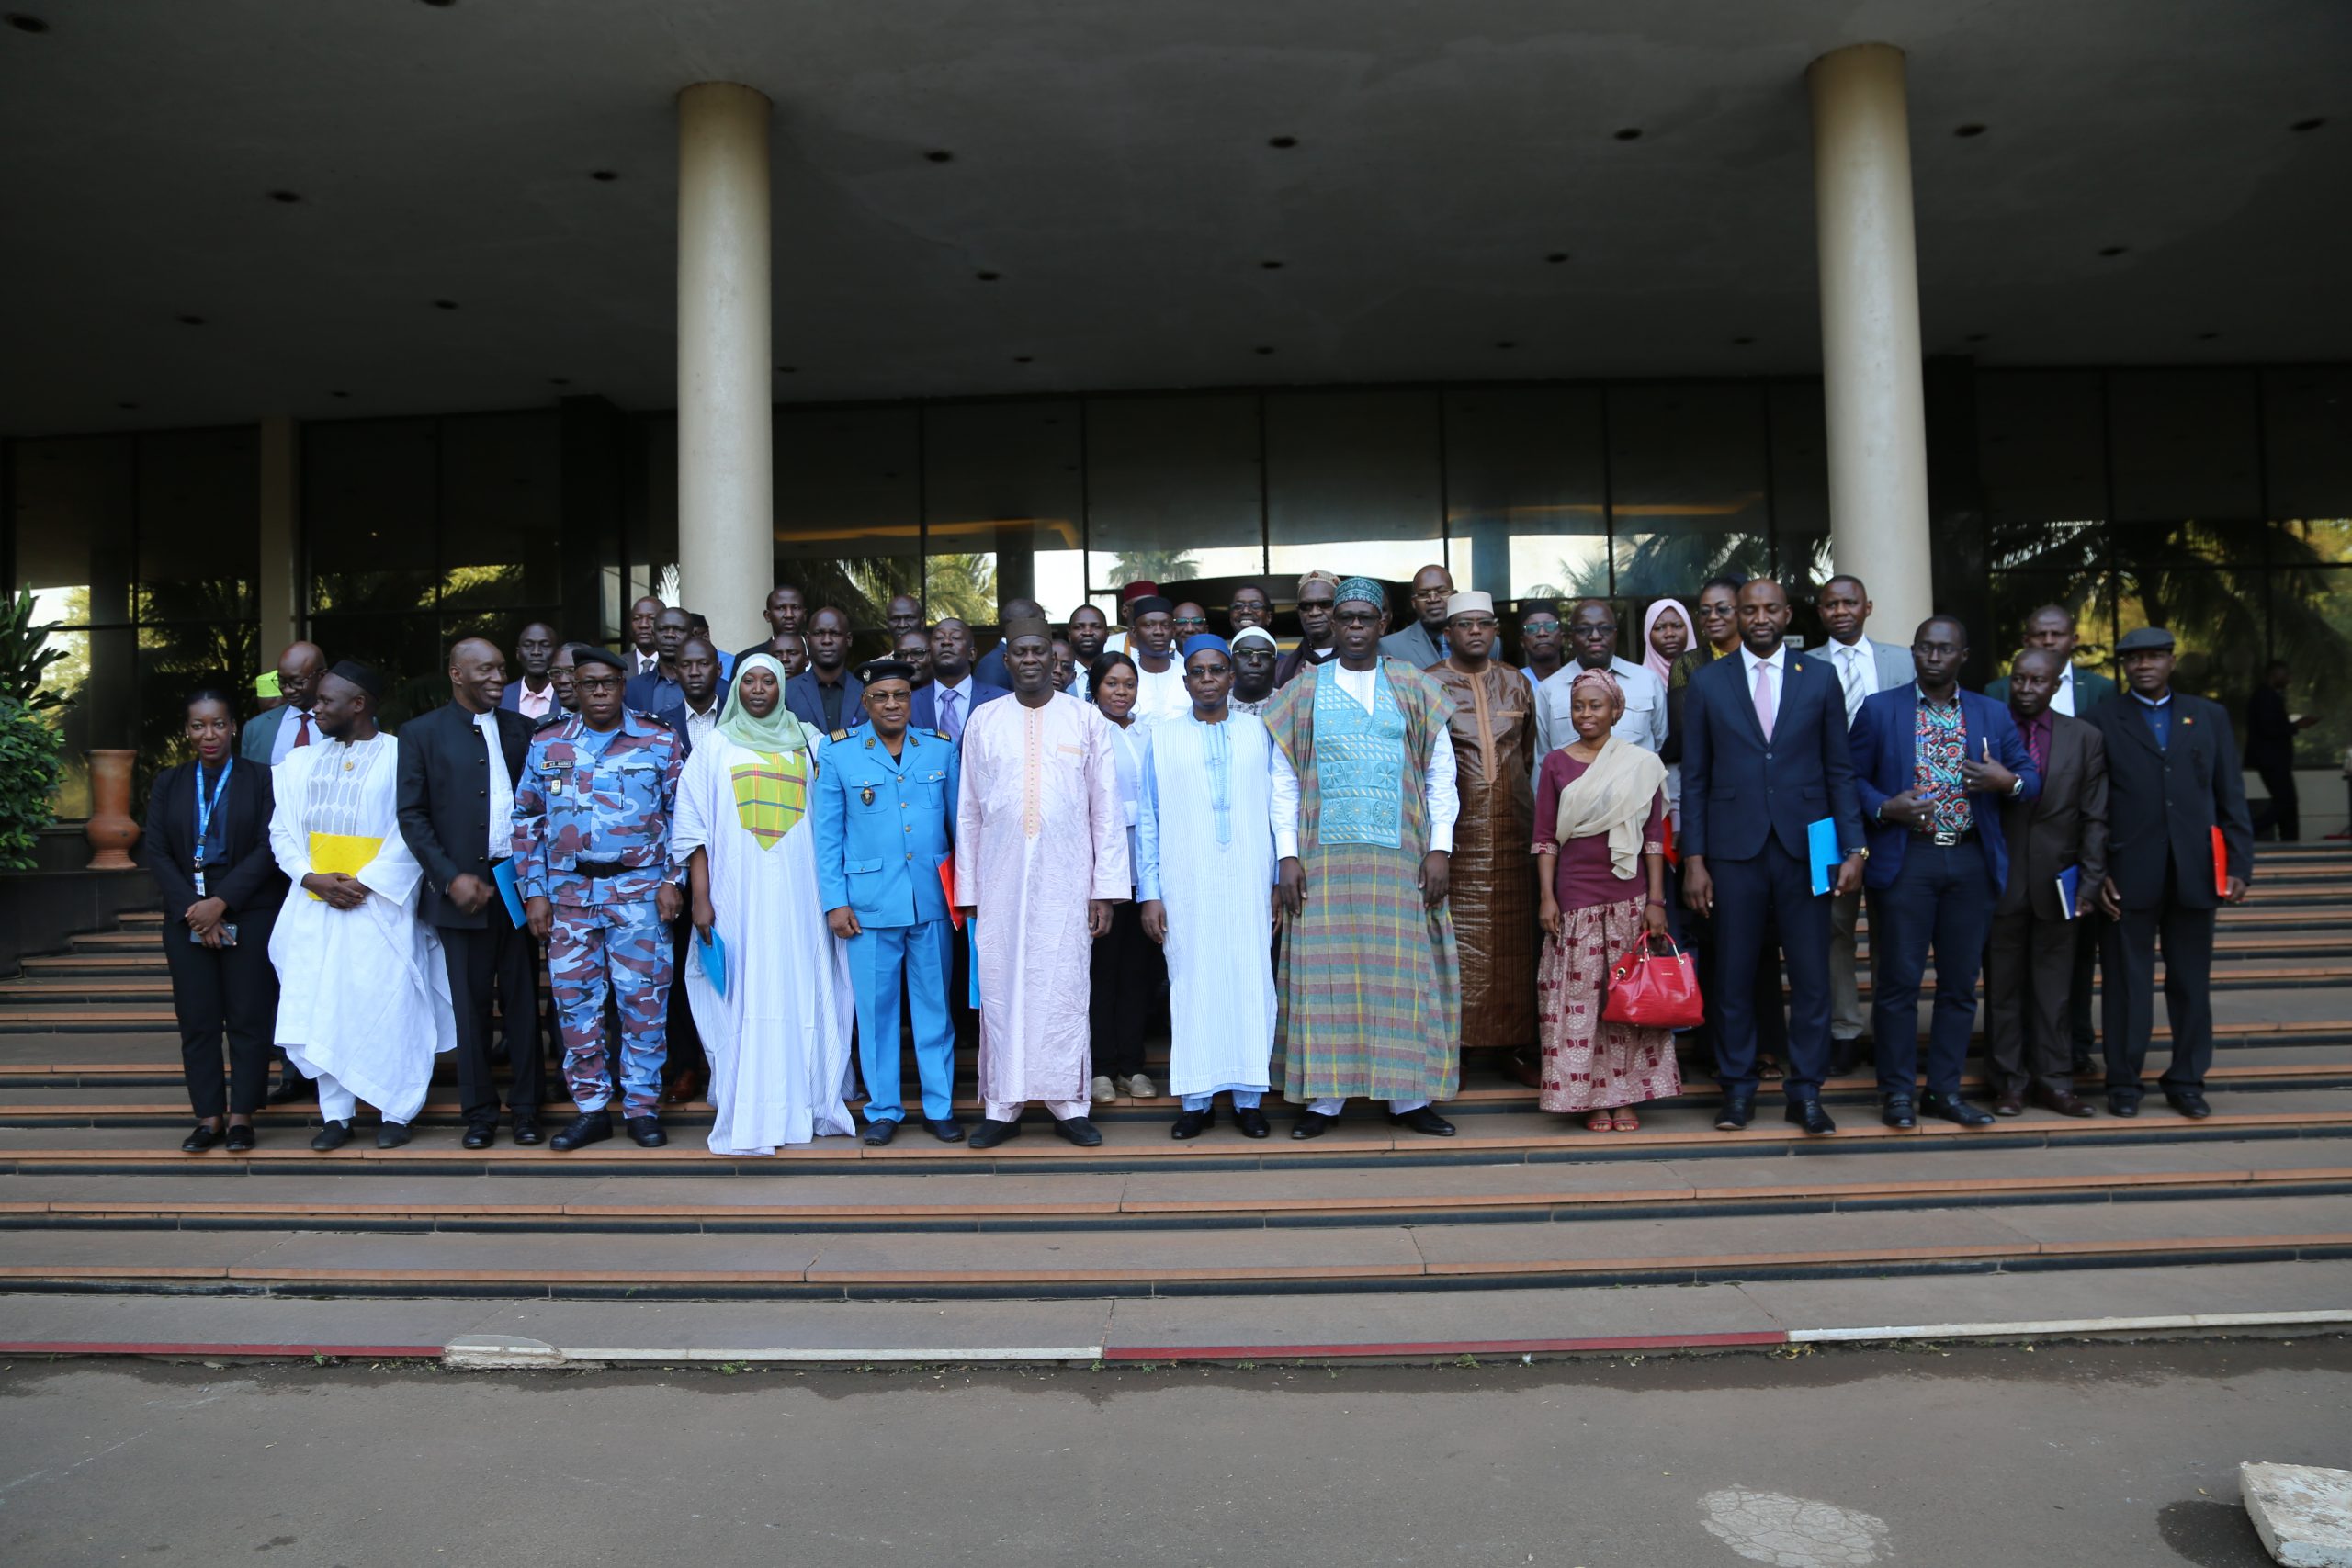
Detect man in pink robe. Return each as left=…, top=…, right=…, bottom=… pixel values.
left=953, top=617, right=1128, bottom=1148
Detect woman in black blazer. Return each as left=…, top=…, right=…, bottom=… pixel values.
left=141, top=686, right=289, bottom=1152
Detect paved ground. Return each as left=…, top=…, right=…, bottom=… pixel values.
left=1, top=1337, right=2343, bottom=1567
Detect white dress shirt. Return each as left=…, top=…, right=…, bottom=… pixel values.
left=1269, top=663, right=1458, bottom=859
left=1738, top=641, right=1789, bottom=729
left=935, top=673, right=976, bottom=739
left=473, top=708, right=515, bottom=863
left=1828, top=637, right=1880, bottom=721
left=268, top=706, right=317, bottom=764
left=2052, top=664, right=2076, bottom=716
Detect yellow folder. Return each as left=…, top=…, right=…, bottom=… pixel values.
left=306, top=832, right=381, bottom=899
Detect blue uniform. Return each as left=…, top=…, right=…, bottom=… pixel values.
left=512, top=711, right=684, bottom=1117
left=813, top=726, right=959, bottom=1124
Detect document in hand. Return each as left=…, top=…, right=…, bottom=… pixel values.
left=2055, top=864, right=2081, bottom=920
left=1807, top=817, right=1841, bottom=896
left=695, top=927, right=729, bottom=998
left=491, top=859, right=526, bottom=926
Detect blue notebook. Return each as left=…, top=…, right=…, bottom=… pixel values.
left=695, top=928, right=729, bottom=998
left=2055, top=864, right=2082, bottom=921
left=1807, top=817, right=1842, bottom=896
left=967, top=918, right=982, bottom=1010
left=491, top=859, right=526, bottom=927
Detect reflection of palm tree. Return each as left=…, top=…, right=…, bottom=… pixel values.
left=918, top=553, right=997, bottom=627
left=1112, top=549, right=1198, bottom=587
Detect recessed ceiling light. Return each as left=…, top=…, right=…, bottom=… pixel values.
left=1545, top=252, right=1570, bottom=264
left=433, top=299, right=459, bottom=309
left=2195, top=331, right=2222, bottom=341
left=415, top=0, right=456, bottom=7
left=329, top=389, right=350, bottom=399
left=177, top=314, right=206, bottom=326
left=1253, top=345, right=1275, bottom=355
left=975, top=270, right=1000, bottom=282
left=1267, top=135, right=1298, bottom=149
left=1731, top=335, right=1755, bottom=345
left=2290, top=117, right=2325, bottom=132
left=4, top=13, right=50, bottom=31
left=1612, top=127, right=1643, bottom=141
left=267, top=189, right=301, bottom=204
left=1261, top=260, right=1284, bottom=270
left=1964, top=332, right=1991, bottom=344
left=1012, top=355, right=1033, bottom=364
left=548, top=377, right=571, bottom=386
left=589, top=169, right=617, bottom=182
left=116, top=401, right=138, bottom=411
left=924, top=150, right=955, bottom=163
left=775, top=366, right=797, bottom=375
left=1495, top=340, right=1517, bottom=350
left=2097, top=245, right=2128, bottom=257
left=1953, top=123, right=1987, bottom=138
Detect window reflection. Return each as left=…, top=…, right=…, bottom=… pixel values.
left=1265, top=390, right=1443, bottom=583
left=775, top=408, right=922, bottom=629
left=1442, top=387, right=1606, bottom=602
left=1606, top=384, right=1771, bottom=599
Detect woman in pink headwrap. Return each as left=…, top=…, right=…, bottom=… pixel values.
left=1640, top=599, right=1689, bottom=690
left=1532, top=667, right=1681, bottom=1130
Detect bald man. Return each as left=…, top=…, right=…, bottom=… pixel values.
left=396, top=637, right=547, bottom=1146
left=242, top=641, right=327, bottom=763
left=1378, top=564, right=1454, bottom=669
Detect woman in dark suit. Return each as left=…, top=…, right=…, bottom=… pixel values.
left=141, top=686, right=289, bottom=1152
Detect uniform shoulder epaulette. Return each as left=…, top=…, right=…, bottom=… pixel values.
left=933, top=729, right=953, bottom=742
left=829, top=729, right=851, bottom=742
left=531, top=715, right=568, bottom=735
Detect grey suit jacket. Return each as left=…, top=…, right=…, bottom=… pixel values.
left=1377, top=620, right=1445, bottom=670
left=238, top=705, right=298, bottom=762
left=1996, top=712, right=2109, bottom=919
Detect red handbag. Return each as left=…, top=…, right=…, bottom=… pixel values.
left=1602, top=934, right=1705, bottom=1031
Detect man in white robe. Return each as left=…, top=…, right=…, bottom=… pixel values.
left=674, top=654, right=857, bottom=1155
left=953, top=617, right=1129, bottom=1148
left=1137, top=636, right=1279, bottom=1140
left=267, top=662, right=454, bottom=1150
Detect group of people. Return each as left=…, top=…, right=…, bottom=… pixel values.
left=142, top=562, right=2255, bottom=1157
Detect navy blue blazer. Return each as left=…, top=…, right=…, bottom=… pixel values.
left=1680, top=647, right=1866, bottom=863
left=910, top=679, right=1011, bottom=736
left=1849, top=684, right=2040, bottom=891
left=624, top=668, right=727, bottom=717
left=786, top=669, right=866, bottom=731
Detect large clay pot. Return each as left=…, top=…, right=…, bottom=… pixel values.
left=84, top=749, right=141, bottom=871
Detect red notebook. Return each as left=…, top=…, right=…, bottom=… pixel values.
left=2211, top=826, right=2230, bottom=897
left=939, top=859, right=965, bottom=930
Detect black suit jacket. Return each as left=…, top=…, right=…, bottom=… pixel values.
left=1680, top=647, right=1864, bottom=863
left=2245, top=685, right=2297, bottom=772
left=395, top=700, right=537, bottom=929
left=2088, top=691, right=2254, bottom=912
left=141, top=760, right=288, bottom=923
left=1997, top=712, right=2109, bottom=919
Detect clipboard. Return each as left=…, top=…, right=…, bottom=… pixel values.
left=491, top=859, right=527, bottom=927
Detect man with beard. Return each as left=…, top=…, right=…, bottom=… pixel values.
left=1379, top=564, right=1455, bottom=669
left=1275, top=570, right=1341, bottom=686
left=1228, top=626, right=1280, bottom=716
left=1229, top=584, right=1274, bottom=637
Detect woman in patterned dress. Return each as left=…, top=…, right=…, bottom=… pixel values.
left=1532, top=668, right=1680, bottom=1130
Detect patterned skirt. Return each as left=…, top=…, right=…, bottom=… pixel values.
left=1535, top=895, right=1682, bottom=1113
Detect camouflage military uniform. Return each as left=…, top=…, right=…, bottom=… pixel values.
left=511, top=711, right=685, bottom=1117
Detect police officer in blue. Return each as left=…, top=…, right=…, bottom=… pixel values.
left=813, top=657, right=966, bottom=1145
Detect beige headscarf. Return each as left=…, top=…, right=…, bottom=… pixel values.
left=1550, top=674, right=1668, bottom=878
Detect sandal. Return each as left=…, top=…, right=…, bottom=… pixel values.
left=1611, top=1110, right=1641, bottom=1131
left=1586, top=1111, right=1614, bottom=1133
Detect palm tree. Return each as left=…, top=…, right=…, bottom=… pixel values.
left=1110, top=549, right=1199, bottom=588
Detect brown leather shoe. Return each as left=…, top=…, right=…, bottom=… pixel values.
left=2030, top=1085, right=2097, bottom=1119
left=1992, top=1092, right=2025, bottom=1117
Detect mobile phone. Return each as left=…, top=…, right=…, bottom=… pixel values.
left=189, top=924, right=240, bottom=947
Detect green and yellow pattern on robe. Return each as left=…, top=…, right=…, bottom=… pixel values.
left=730, top=750, right=810, bottom=848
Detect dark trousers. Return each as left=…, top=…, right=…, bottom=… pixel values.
left=2069, top=919, right=2098, bottom=1065
left=2099, top=859, right=2216, bottom=1096
left=2252, top=763, right=2300, bottom=841
left=1706, top=838, right=1831, bottom=1100
left=1090, top=898, right=1163, bottom=1079
left=1986, top=903, right=2082, bottom=1100
left=164, top=907, right=278, bottom=1121
left=1867, top=841, right=1996, bottom=1100
left=665, top=920, right=706, bottom=1084
left=443, top=899, right=545, bottom=1126
left=1679, top=862, right=1787, bottom=1071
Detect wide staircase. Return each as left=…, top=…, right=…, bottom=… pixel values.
left=1, top=848, right=2346, bottom=1348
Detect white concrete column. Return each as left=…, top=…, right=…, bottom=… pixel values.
left=256, top=414, right=300, bottom=660
left=676, top=81, right=775, bottom=654
left=1807, top=42, right=1933, bottom=640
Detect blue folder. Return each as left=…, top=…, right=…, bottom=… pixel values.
left=491, top=859, right=526, bottom=926
left=695, top=928, right=729, bottom=998
left=1807, top=817, right=1841, bottom=896
left=2055, top=864, right=2082, bottom=921
left=967, top=918, right=982, bottom=1009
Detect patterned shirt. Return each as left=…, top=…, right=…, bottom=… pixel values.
left=1913, top=687, right=1972, bottom=837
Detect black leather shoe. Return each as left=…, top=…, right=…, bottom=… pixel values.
left=310, top=1120, right=354, bottom=1153
left=2165, top=1089, right=2213, bottom=1120
left=967, top=1117, right=1021, bottom=1150
left=2107, top=1091, right=2140, bottom=1119
left=1714, top=1095, right=1756, bottom=1132
left=625, top=1115, right=667, bottom=1148
left=1053, top=1116, right=1103, bottom=1147
left=1920, top=1090, right=1995, bottom=1128
left=863, top=1119, right=899, bottom=1146
left=462, top=1122, right=496, bottom=1151
left=1233, top=1107, right=1272, bottom=1139
left=224, top=1123, right=255, bottom=1153
left=511, top=1118, right=543, bottom=1146
left=266, top=1072, right=314, bottom=1105
left=924, top=1117, right=967, bottom=1144
left=1879, top=1095, right=1917, bottom=1130
left=376, top=1122, right=412, bottom=1150
left=181, top=1122, right=220, bottom=1154
left=1170, top=1108, right=1215, bottom=1141
left=1291, top=1111, right=1339, bottom=1140
left=1388, top=1106, right=1456, bottom=1137
left=1785, top=1099, right=1838, bottom=1136
left=549, top=1111, right=613, bottom=1151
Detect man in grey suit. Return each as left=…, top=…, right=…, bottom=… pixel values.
left=239, top=641, right=326, bottom=764
left=1816, top=576, right=1914, bottom=1072
left=1986, top=648, right=2107, bottom=1117
left=1377, top=564, right=1453, bottom=668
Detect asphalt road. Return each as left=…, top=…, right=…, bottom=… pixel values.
left=2, top=1337, right=2343, bottom=1567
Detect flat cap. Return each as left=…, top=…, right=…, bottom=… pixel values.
left=2115, top=626, right=2175, bottom=654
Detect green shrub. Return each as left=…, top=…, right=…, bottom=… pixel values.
left=0, top=590, right=67, bottom=713
left=0, top=698, right=62, bottom=869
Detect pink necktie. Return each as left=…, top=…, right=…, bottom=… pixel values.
left=1752, top=661, right=1776, bottom=741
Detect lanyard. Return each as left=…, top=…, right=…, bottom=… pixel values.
left=192, top=758, right=233, bottom=897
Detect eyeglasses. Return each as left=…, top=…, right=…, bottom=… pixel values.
left=573, top=675, right=624, bottom=692
left=1452, top=616, right=1498, bottom=632
left=1173, top=615, right=1208, bottom=629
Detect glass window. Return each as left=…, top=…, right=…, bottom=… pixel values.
left=2108, top=552, right=2265, bottom=705
left=1984, top=572, right=2118, bottom=674
left=775, top=407, right=922, bottom=628
left=922, top=400, right=1085, bottom=624
left=2263, top=368, right=2352, bottom=565
left=438, top=412, right=561, bottom=609
left=304, top=418, right=437, bottom=614
left=2108, top=369, right=2265, bottom=564
left=133, top=427, right=258, bottom=624
left=1976, top=371, right=2108, bottom=575
left=1768, top=380, right=1833, bottom=592
left=13, top=434, right=135, bottom=626
left=1606, top=384, right=1771, bottom=600
left=1265, top=390, right=1443, bottom=584
left=306, top=614, right=444, bottom=730
left=1441, top=387, right=1606, bottom=603
left=2273, top=565, right=2352, bottom=766
left=1084, top=393, right=1265, bottom=603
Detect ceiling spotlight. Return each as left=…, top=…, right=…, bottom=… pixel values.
left=1731, top=335, right=1755, bottom=345
left=1953, top=123, right=1987, bottom=138
left=116, top=401, right=138, bottom=411
left=775, top=365, right=797, bottom=374
left=589, top=169, right=617, bottom=182
left=1253, top=345, right=1275, bottom=355
left=4, top=13, right=50, bottom=30
left=2097, top=245, right=2128, bottom=257
left=1266, top=135, right=1298, bottom=149
left=1612, top=127, right=1643, bottom=141
left=1545, top=252, right=1570, bottom=264
left=1495, top=340, right=1517, bottom=350
left=267, top=189, right=302, bottom=204
left=548, top=377, right=571, bottom=385
left=1964, top=332, right=1991, bottom=344
left=416, top=0, right=457, bottom=8
left=975, top=270, right=1000, bottom=282
left=329, top=389, right=350, bottom=399
left=1261, top=260, right=1284, bottom=270
left=177, top=314, right=206, bottom=326
left=1012, top=355, right=1034, bottom=364
left=433, top=298, right=459, bottom=309
left=924, top=150, right=955, bottom=163
left=2290, top=117, right=2325, bottom=131
left=2195, top=331, right=2222, bottom=341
